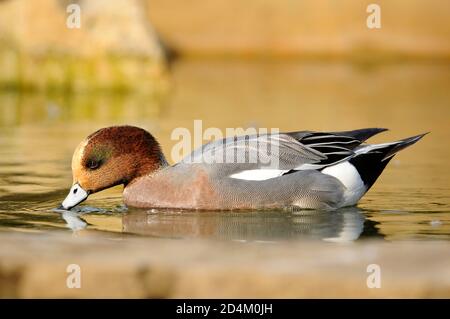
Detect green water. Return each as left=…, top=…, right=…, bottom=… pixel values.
left=0, top=59, right=449, bottom=241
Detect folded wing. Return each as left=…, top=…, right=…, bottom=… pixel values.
left=179, top=128, right=387, bottom=181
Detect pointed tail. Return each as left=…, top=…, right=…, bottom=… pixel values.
left=350, top=133, right=428, bottom=189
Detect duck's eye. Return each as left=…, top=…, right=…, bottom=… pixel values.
left=86, top=159, right=101, bottom=170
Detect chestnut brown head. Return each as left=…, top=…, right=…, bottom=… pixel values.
left=60, top=126, right=167, bottom=210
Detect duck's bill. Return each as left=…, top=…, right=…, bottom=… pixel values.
left=60, top=183, right=89, bottom=210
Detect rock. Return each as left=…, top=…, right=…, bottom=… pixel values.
left=146, top=0, right=450, bottom=59
left=0, top=0, right=168, bottom=93
left=0, top=232, right=449, bottom=297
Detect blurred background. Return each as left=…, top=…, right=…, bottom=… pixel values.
left=0, top=0, right=449, bottom=298
left=0, top=0, right=449, bottom=237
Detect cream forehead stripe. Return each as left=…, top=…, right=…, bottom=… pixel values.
left=71, top=139, right=89, bottom=181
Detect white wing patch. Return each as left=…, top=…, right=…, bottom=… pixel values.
left=229, top=169, right=289, bottom=181
left=295, top=163, right=327, bottom=170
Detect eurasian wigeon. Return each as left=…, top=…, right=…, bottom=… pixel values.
left=60, top=126, right=426, bottom=210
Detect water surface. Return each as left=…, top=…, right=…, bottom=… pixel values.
left=0, top=59, right=449, bottom=242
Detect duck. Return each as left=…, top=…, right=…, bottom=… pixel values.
left=60, top=126, right=426, bottom=211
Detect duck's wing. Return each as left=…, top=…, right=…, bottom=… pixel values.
left=181, top=133, right=326, bottom=169
left=179, top=128, right=386, bottom=180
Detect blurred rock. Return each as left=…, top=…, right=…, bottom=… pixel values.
left=0, top=232, right=449, bottom=297
left=146, top=0, right=450, bottom=59
left=0, top=0, right=168, bottom=93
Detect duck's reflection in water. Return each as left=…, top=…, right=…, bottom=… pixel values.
left=61, top=211, right=88, bottom=231
left=59, top=207, right=377, bottom=242
left=121, top=207, right=371, bottom=242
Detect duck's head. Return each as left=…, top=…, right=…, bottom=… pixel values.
left=60, top=126, right=167, bottom=210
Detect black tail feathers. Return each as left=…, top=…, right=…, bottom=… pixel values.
left=379, top=133, right=428, bottom=161
left=332, top=127, right=388, bottom=142
left=350, top=133, right=428, bottom=189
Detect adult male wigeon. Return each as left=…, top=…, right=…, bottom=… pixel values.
left=60, top=126, right=426, bottom=211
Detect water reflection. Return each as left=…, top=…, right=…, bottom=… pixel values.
left=61, top=211, right=88, bottom=231
left=58, top=207, right=379, bottom=242
left=125, top=207, right=371, bottom=242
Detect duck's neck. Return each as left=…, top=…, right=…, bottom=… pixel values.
left=131, top=148, right=168, bottom=183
